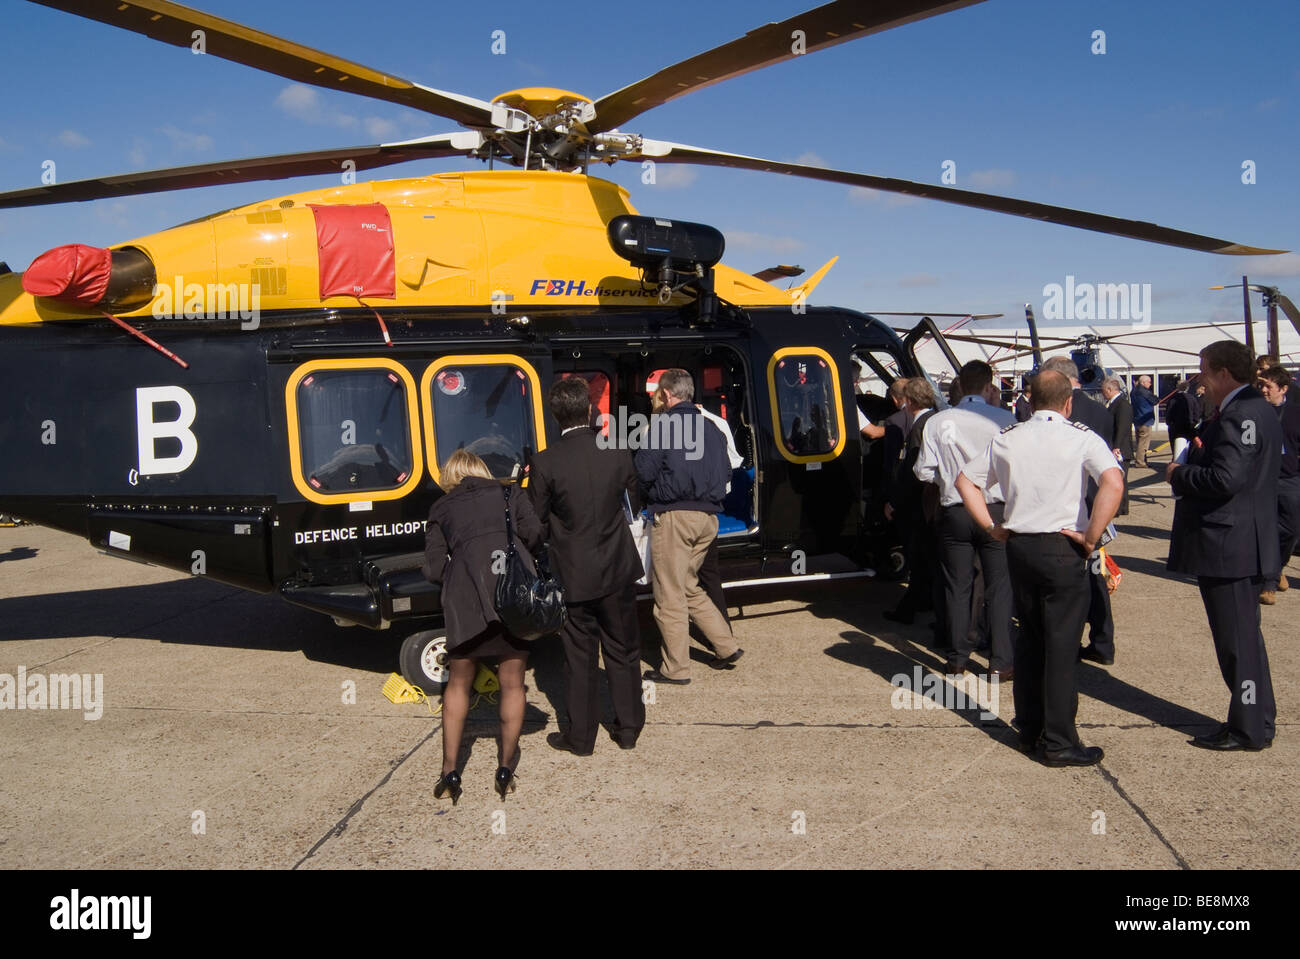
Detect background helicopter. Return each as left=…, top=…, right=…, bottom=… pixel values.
left=0, top=0, right=1292, bottom=691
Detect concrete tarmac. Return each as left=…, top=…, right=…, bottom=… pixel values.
left=0, top=466, right=1295, bottom=870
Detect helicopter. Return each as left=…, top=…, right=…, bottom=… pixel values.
left=0, top=0, right=1289, bottom=692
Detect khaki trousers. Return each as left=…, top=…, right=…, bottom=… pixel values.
left=1135, top=425, right=1152, bottom=465
left=650, top=510, right=737, bottom=679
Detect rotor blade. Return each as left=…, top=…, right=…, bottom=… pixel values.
left=27, top=0, right=497, bottom=128
left=0, top=133, right=483, bottom=209
left=871, top=312, right=1003, bottom=319
left=1097, top=322, right=1243, bottom=339
left=987, top=347, right=1043, bottom=365
left=938, top=332, right=1076, bottom=349
left=1277, top=294, right=1300, bottom=336
left=1090, top=340, right=1204, bottom=358
left=589, top=0, right=986, bottom=133
left=630, top=142, right=1287, bottom=255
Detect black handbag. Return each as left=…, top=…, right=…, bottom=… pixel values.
left=493, top=485, right=567, bottom=640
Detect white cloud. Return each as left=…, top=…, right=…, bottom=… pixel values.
left=274, top=83, right=358, bottom=130
left=56, top=129, right=91, bottom=149
left=648, top=165, right=698, bottom=189
left=848, top=186, right=921, bottom=208
left=273, top=84, right=406, bottom=143
left=899, top=273, right=941, bottom=288
left=1249, top=252, right=1300, bottom=277
left=159, top=125, right=214, bottom=153
left=128, top=140, right=149, bottom=167
left=968, top=168, right=1017, bottom=190
left=364, top=116, right=400, bottom=140
left=724, top=230, right=804, bottom=255
left=791, top=151, right=826, bottom=167
left=94, top=201, right=132, bottom=228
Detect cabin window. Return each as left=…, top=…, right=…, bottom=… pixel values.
left=286, top=359, right=423, bottom=505
left=422, top=355, right=546, bottom=484
left=767, top=347, right=846, bottom=463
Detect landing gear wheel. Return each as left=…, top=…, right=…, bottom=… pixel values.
left=399, top=629, right=449, bottom=697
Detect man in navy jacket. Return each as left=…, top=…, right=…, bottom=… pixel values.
left=636, top=368, right=741, bottom=683
left=1168, top=341, right=1280, bottom=751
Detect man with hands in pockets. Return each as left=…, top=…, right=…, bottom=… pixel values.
left=954, top=370, right=1124, bottom=767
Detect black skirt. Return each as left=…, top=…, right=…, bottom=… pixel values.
left=448, top=622, right=531, bottom=661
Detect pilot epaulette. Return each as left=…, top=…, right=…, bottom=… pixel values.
left=1069, top=420, right=1092, bottom=432
left=999, top=422, right=1021, bottom=434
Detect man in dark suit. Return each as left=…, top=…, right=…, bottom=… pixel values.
left=1166, top=379, right=1202, bottom=462
left=530, top=377, right=646, bottom=754
left=1101, top=377, right=1134, bottom=515
left=1257, top=365, right=1299, bottom=602
left=1043, top=356, right=1117, bottom=666
left=1168, top=341, right=1280, bottom=751
left=1013, top=382, right=1032, bottom=423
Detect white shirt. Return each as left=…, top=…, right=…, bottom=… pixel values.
left=960, top=410, right=1120, bottom=534
left=699, top=405, right=743, bottom=470
left=915, top=395, right=1017, bottom=506
left=698, top=404, right=742, bottom=494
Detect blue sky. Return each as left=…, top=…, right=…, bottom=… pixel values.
left=2, top=0, right=1298, bottom=332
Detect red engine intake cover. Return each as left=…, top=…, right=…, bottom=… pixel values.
left=22, top=244, right=114, bottom=305
left=309, top=203, right=396, bottom=300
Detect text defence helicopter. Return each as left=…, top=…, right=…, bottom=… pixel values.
left=0, top=0, right=1287, bottom=691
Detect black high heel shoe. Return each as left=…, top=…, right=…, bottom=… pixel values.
left=495, top=748, right=520, bottom=800
left=434, top=770, right=462, bottom=805
left=494, top=766, right=517, bottom=799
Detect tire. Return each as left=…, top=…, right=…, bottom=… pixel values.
left=399, top=629, right=449, bottom=697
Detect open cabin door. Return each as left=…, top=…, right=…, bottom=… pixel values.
left=900, top=316, right=962, bottom=396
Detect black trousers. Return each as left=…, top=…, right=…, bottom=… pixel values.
left=1086, top=561, right=1115, bottom=659
left=698, top=537, right=730, bottom=626
left=1006, top=534, right=1092, bottom=753
left=938, top=503, right=1013, bottom=670
left=560, top=583, right=645, bottom=751
left=1198, top=575, right=1277, bottom=747
left=1271, top=475, right=1300, bottom=589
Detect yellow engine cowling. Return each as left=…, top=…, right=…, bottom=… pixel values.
left=0, top=170, right=821, bottom=325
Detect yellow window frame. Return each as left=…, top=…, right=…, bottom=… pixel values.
left=420, top=354, right=547, bottom=485
left=285, top=358, right=424, bottom=505
left=767, top=346, right=847, bottom=464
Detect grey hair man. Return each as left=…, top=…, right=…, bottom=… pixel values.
left=1131, top=373, right=1158, bottom=466
left=635, top=369, right=741, bottom=684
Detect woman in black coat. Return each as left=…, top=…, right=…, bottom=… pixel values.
left=422, top=449, right=543, bottom=803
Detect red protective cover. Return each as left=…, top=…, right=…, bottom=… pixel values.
left=22, top=244, right=113, bottom=304
left=308, top=203, right=396, bottom=300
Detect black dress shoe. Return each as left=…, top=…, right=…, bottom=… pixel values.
left=1042, top=744, right=1104, bottom=767
left=709, top=648, right=744, bottom=670
left=944, top=659, right=969, bottom=675
left=546, top=732, right=594, bottom=756
left=609, top=730, right=637, bottom=750
left=1189, top=728, right=1269, bottom=751
left=882, top=608, right=915, bottom=625
left=1078, top=645, right=1114, bottom=666
left=643, top=668, right=690, bottom=685
left=1017, top=737, right=1043, bottom=756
